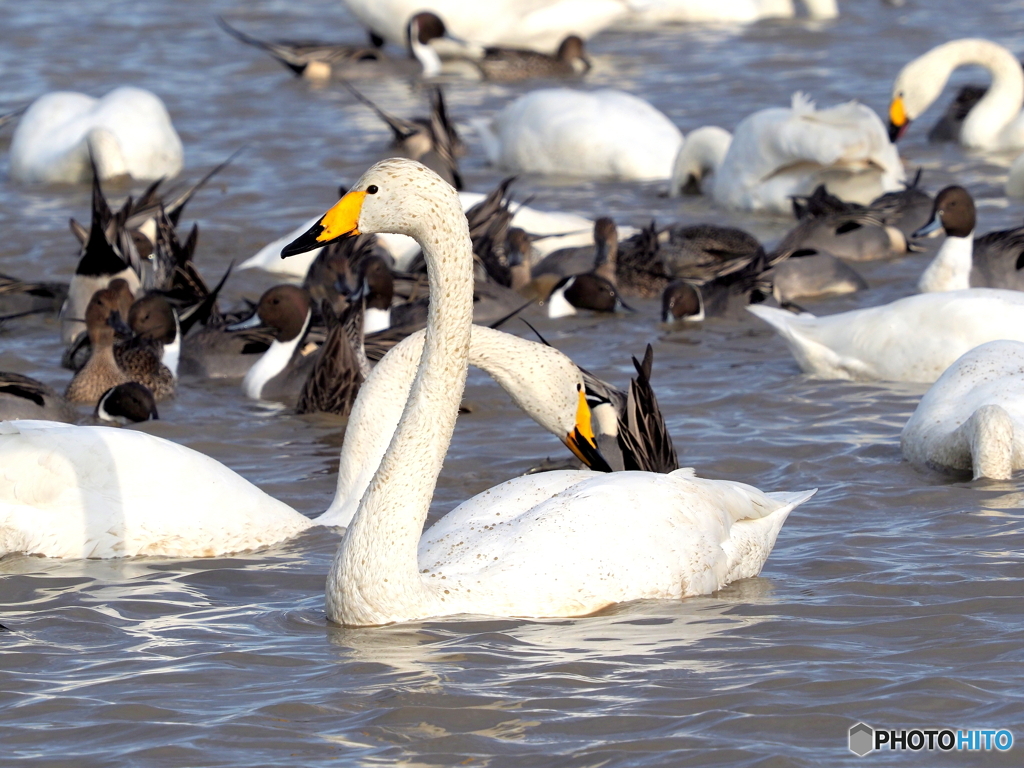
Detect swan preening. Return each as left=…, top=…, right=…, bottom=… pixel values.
left=902, top=341, right=1024, bottom=480
left=9, top=87, right=183, bottom=184
left=671, top=93, right=904, bottom=213
left=277, top=158, right=811, bottom=626
left=889, top=39, right=1024, bottom=150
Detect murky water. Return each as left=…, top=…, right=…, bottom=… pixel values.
left=3, top=0, right=1024, bottom=765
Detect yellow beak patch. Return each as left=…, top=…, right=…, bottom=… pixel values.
left=317, top=190, right=366, bottom=242
left=889, top=95, right=907, bottom=128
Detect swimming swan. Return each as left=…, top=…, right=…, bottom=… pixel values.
left=625, top=0, right=837, bottom=24
left=902, top=340, right=1024, bottom=480
left=341, top=0, right=628, bottom=53
left=670, top=93, right=904, bottom=213
left=9, top=87, right=183, bottom=184
left=280, top=158, right=813, bottom=625
left=0, top=325, right=600, bottom=559
left=748, top=289, right=1024, bottom=382
left=474, top=88, right=684, bottom=181
left=888, top=39, right=1024, bottom=150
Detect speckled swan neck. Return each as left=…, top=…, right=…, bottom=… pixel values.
left=326, top=160, right=473, bottom=626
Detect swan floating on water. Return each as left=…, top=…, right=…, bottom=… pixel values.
left=624, top=0, right=837, bottom=25
left=902, top=340, right=1024, bottom=480
left=280, top=157, right=812, bottom=625
left=671, top=93, right=904, bottom=213
left=9, top=87, right=183, bottom=184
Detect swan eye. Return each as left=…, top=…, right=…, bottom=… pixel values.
left=366, top=185, right=379, bottom=195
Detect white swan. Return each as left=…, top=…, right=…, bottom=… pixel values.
left=0, top=326, right=597, bottom=559
left=9, top=87, right=183, bottom=184
left=474, top=88, right=684, bottom=181
left=670, top=93, right=904, bottom=213
left=902, top=340, right=1024, bottom=480
left=240, top=191, right=635, bottom=277
left=748, top=289, right=1024, bottom=383
left=889, top=39, right=1024, bottom=150
left=625, top=0, right=837, bottom=24
left=341, top=0, right=628, bottom=53
left=280, top=158, right=812, bottom=625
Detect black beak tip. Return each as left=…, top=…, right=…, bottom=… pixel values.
left=281, top=224, right=326, bottom=258
left=888, top=121, right=906, bottom=143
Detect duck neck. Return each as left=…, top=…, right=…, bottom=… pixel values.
left=241, top=310, right=311, bottom=400
left=411, top=38, right=442, bottom=77
left=669, top=127, right=732, bottom=197
left=918, top=232, right=974, bottom=293
left=941, top=40, right=1024, bottom=148
left=328, top=204, right=474, bottom=626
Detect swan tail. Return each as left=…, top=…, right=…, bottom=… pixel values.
left=964, top=404, right=1016, bottom=480
left=721, top=488, right=815, bottom=584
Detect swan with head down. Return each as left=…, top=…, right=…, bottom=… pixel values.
left=281, top=158, right=814, bottom=626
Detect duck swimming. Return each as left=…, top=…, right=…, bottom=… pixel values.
left=282, top=157, right=813, bottom=625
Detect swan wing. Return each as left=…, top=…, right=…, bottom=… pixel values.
left=0, top=421, right=310, bottom=559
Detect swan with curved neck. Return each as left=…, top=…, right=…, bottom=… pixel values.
left=283, top=158, right=814, bottom=626
left=0, top=324, right=600, bottom=559
left=889, top=39, right=1024, bottom=150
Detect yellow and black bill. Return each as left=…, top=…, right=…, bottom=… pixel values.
left=561, top=384, right=613, bottom=473
left=888, top=95, right=909, bottom=142
left=280, top=189, right=367, bottom=258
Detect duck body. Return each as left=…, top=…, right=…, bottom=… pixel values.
left=671, top=94, right=903, bottom=213
left=902, top=340, right=1024, bottom=480
left=474, top=36, right=591, bottom=81
left=342, top=0, right=627, bottom=52
left=748, top=289, right=1024, bottom=383
left=9, top=87, right=183, bottom=184
left=0, top=374, right=77, bottom=423
left=475, top=88, right=683, bottom=181
left=0, top=420, right=310, bottom=559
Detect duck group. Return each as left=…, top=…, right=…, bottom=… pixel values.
left=4, top=2, right=1024, bottom=631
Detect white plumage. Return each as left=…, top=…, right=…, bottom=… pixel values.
left=624, top=0, right=837, bottom=24
left=474, top=88, right=684, bottom=181
left=902, top=340, right=1024, bottom=480
left=748, top=289, right=1024, bottom=383
left=9, top=87, right=183, bottom=184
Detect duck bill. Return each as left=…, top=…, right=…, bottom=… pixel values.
left=912, top=211, right=944, bottom=239
left=226, top=313, right=263, bottom=331
left=561, top=387, right=613, bottom=472
left=107, top=310, right=133, bottom=340
left=888, top=96, right=909, bottom=142
left=280, top=190, right=367, bottom=258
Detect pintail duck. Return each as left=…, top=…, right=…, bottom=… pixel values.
left=94, top=382, right=159, bottom=425
left=0, top=273, right=68, bottom=317
left=296, top=300, right=366, bottom=418
left=0, top=372, right=77, bottom=422
left=232, top=285, right=316, bottom=401
left=64, top=285, right=133, bottom=403
left=216, top=16, right=391, bottom=81
left=915, top=185, right=1024, bottom=294
left=114, top=294, right=178, bottom=401
left=762, top=253, right=867, bottom=307
left=472, top=35, right=591, bottom=81
left=533, top=217, right=619, bottom=283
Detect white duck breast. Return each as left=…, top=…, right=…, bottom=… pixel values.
left=274, top=157, right=811, bottom=626
left=475, top=89, right=684, bottom=181
left=671, top=94, right=904, bottom=213
left=625, top=0, right=837, bottom=24
left=9, top=87, right=184, bottom=184
left=902, top=340, right=1024, bottom=479
left=890, top=39, right=1024, bottom=150
left=342, top=0, right=627, bottom=52
left=748, top=289, right=1024, bottom=383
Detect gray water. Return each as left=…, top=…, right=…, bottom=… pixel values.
left=2, top=0, right=1024, bottom=765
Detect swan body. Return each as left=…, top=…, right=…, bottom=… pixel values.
left=671, top=94, right=904, bottom=213
left=889, top=39, right=1024, bottom=150
left=748, top=289, right=1024, bottom=383
left=341, top=0, right=628, bottom=53
left=475, top=88, right=684, bottom=181
left=277, top=158, right=811, bottom=626
left=0, top=326, right=593, bottom=559
left=901, top=341, right=1024, bottom=480
left=9, top=88, right=183, bottom=184
left=625, top=0, right=837, bottom=24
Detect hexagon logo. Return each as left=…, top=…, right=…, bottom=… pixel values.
left=849, top=722, right=874, bottom=757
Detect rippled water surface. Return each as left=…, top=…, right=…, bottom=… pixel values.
left=3, top=1, right=1024, bottom=765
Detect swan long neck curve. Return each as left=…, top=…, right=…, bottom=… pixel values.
left=328, top=174, right=474, bottom=625
left=669, top=126, right=732, bottom=197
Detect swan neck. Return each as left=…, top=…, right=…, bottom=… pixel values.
left=669, top=127, right=732, bottom=197
left=944, top=41, right=1023, bottom=148
left=917, top=233, right=974, bottom=293
left=802, top=0, right=839, bottom=19
left=328, top=202, right=473, bottom=625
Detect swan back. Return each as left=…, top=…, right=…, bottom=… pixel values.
left=901, top=340, right=1024, bottom=478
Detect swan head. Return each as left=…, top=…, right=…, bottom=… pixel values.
left=562, top=382, right=611, bottom=472
left=281, top=158, right=462, bottom=256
